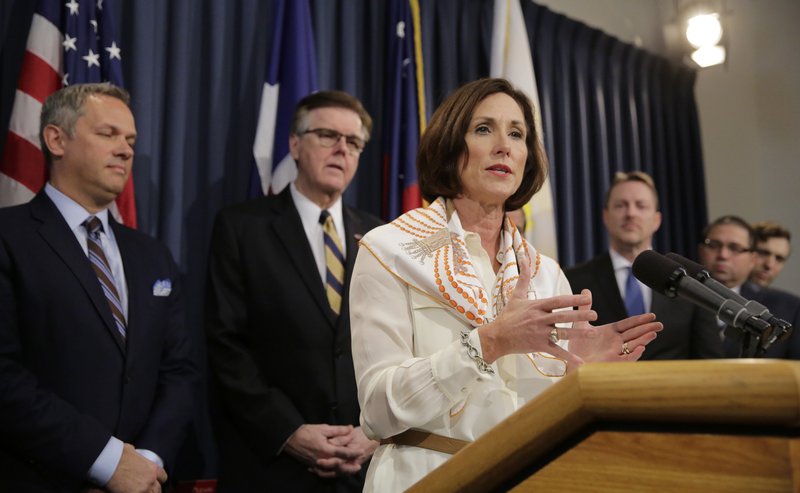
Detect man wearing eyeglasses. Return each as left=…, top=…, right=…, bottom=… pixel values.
left=206, top=91, right=382, bottom=491
left=697, top=215, right=800, bottom=358
left=749, top=221, right=792, bottom=288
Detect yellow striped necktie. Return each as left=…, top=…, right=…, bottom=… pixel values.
left=319, top=210, right=345, bottom=315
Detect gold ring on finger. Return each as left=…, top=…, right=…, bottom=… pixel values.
left=549, top=327, right=560, bottom=344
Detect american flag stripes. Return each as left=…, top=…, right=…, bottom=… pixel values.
left=0, top=0, right=136, bottom=227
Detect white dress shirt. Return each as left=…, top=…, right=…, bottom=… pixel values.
left=290, top=182, right=347, bottom=286
left=609, top=248, right=652, bottom=313
left=45, top=183, right=128, bottom=318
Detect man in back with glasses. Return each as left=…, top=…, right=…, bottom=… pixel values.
left=205, top=91, right=382, bottom=491
left=697, top=215, right=800, bottom=358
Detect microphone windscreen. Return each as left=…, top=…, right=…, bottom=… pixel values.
left=665, top=252, right=706, bottom=277
left=631, top=250, right=684, bottom=295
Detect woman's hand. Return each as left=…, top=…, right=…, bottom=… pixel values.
left=568, top=289, right=663, bottom=362
left=479, top=259, right=600, bottom=367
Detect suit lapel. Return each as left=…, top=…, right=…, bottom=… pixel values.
left=271, top=190, right=337, bottom=327
left=112, top=221, right=140, bottom=357
left=597, top=253, right=628, bottom=322
left=740, top=282, right=759, bottom=301
left=342, top=207, right=363, bottom=286
left=337, top=207, right=366, bottom=328
left=32, top=194, right=126, bottom=354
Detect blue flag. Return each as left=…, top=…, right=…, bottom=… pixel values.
left=382, top=0, right=425, bottom=220
left=249, top=0, right=318, bottom=197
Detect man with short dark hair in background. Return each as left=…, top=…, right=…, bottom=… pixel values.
left=750, top=221, right=792, bottom=288
left=206, top=90, right=382, bottom=492
left=698, top=215, right=800, bottom=358
left=0, top=83, right=197, bottom=492
left=566, top=171, right=722, bottom=359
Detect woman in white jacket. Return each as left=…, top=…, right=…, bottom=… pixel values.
left=350, top=78, right=662, bottom=492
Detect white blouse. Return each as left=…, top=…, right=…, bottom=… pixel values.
left=350, top=227, right=572, bottom=492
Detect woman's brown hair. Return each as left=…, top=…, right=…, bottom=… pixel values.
left=417, top=78, right=547, bottom=210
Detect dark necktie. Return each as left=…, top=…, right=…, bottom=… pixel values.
left=83, top=217, right=127, bottom=339
left=624, top=266, right=645, bottom=316
left=319, top=210, right=345, bottom=316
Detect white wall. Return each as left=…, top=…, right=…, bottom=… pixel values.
left=536, top=0, right=800, bottom=293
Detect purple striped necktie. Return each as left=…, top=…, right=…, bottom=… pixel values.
left=83, top=217, right=127, bottom=339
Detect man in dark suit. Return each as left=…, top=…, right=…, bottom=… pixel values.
left=749, top=221, right=792, bottom=288
left=697, top=215, right=800, bottom=358
left=566, top=171, right=722, bottom=359
left=206, top=91, right=382, bottom=491
left=0, top=84, right=197, bottom=492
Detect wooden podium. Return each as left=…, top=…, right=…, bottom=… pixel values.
left=409, top=360, right=800, bottom=492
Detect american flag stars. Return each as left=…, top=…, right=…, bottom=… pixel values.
left=105, top=41, right=121, bottom=60
left=82, top=49, right=100, bottom=67
left=59, top=0, right=125, bottom=84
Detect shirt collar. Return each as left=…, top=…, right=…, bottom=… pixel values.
left=609, top=247, right=635, bottom=272
left=45, top=183, right=111, bottom=233
left=290, top=182, right=343, bottom=224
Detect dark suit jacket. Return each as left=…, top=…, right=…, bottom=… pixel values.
left=0, top=193, right=197, bottom=492
left=565, top=252, right=723, bottom=360
left=723, top=282, right=800, bottom=358
left=205, top=189, right=382, bottom=492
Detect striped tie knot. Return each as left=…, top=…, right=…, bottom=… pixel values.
left=83, top=216, right=127, bottom=340
left=319, top=210, right=345, bottom=316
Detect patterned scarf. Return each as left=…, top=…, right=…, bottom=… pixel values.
left=360, top=197, right=542, bottom=326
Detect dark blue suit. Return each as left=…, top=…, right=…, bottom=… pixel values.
left=723, top=281, right=800, bottom=359
left=0, top=193, right=198, bottom=492
left=565, top=252, right=723, bottom=360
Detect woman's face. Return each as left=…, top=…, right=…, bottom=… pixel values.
left=458, top=92, right=528, bottom=207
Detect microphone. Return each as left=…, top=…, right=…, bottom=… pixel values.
left=664, top=252, right=792, bottom=348
left=631, top=251, right=773, bottom=342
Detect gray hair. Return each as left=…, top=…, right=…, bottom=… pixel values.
left=290, top=90, right=372, bottom=142
left=39, top=83, right=130, bottom=166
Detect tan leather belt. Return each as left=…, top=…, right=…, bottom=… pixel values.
left=380, top=429, right=470, bottom=455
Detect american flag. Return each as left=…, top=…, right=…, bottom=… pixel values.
left=0, top=0, right=137, bottom=227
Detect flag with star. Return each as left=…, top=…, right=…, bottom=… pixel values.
left=382, top=0, right=425, bottom=220
left=0, top=0, right=136, bottom=227
left=249, top=0, right=317, bottom=197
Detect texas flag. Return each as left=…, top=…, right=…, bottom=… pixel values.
left=249, top=0, right=318, bottom=197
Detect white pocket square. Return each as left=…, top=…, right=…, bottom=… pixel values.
left=152, top=279, right=172, bottom=297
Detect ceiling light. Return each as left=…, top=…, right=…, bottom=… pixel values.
left=686, top=13, right=723, bottom=48
left=691, top=45, right=726, bottom=67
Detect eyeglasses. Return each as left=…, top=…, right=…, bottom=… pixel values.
left=755, top=248, right=788, bottom=263
left=701, top=238, right=752, bottom=255
left=301, top=128, right=365, bottom=155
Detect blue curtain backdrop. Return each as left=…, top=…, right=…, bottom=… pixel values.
left=524, top=2, right=707, bottom=266
left=0, top=0, right=706, bottom=480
